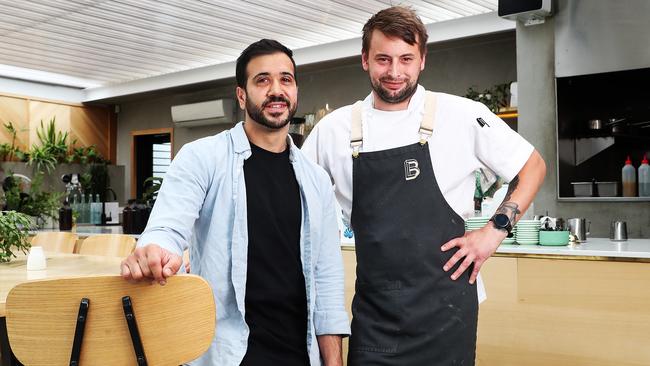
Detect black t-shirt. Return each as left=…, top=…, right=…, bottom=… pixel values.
left=240, top=142, right=309, bottom=366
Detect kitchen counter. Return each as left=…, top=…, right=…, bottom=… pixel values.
left=339, top=239, right=650, bottom=365
left=341, top=237, right=650, bottom=262
left=30, top=225, right=140, bottom=239
left=495, top=238, right=650, bottom=261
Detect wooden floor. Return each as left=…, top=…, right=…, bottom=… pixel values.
left=341, top=250, right=650, bottom=366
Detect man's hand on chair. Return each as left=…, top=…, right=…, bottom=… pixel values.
left=121, top=244, right=182, bottom=286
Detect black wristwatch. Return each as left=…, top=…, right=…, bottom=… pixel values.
left=490, top=213, right=514, bottom=238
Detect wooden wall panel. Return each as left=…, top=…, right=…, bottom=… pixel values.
left=0, top=96, right=29, bottom=152
left=70, top=105, right=110, bottom=159
left=0, top=94, right=112, bottom=161
left=28, top=101, right=71, bottom=146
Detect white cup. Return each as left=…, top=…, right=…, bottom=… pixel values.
left=26, top=246, right=47, bottom=271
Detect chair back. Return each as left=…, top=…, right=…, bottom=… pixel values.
left=31, top=232, right=78, bottom=253
left=77, top=234, right=136, bottom=257
left=6, top=275, right=215, bottom=366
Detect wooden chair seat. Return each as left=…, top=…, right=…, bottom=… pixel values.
left=6, top=275, right=215, bottom=365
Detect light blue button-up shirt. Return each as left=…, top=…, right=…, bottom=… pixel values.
left=137, top=122, right=351, bottom=366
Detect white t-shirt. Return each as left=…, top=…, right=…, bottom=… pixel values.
left=302, top=85, right=535, bottom=303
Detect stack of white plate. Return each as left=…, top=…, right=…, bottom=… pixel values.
left=465, top=216, right=517, bottom=245
left=515, top=219, right=541, bottom=245
left=465, top=216, right=490, bottom=232
left=502, top=225, right=517, bottom=245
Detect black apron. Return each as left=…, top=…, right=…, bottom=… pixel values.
left=347, top=92, right=478, bottom=366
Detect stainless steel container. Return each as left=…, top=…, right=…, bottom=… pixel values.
left=571, top=182, right=594, bottom=197
left=567, top=218, right=590, bottom=242
left=596, top=181, right=619, bottom=197
left=610, top=221, right=628, bottom=241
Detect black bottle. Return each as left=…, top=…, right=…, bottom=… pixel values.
left=122, top=199, right=135, bottom=234
left=59, top=198, right=73, bottom=231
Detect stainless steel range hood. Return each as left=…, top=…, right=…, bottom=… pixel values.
left=555, top=0, right=650, bottom=77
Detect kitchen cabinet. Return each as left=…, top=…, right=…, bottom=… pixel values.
left=341, top=243, right=650, bottom=366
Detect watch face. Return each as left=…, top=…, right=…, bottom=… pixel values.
left=494, top=214, right=510, bottom=227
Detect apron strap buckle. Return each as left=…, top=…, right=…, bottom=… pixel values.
left=351, top=141, right=362, bottom=158
left=418, top=126, right=433, bottom=145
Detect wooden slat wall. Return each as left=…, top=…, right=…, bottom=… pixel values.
left=70, top=105, right=110, bottom=159
left=29, top=101, right=72, bottom=147
left=0, top=96, right=30, bottom=152
left=0, top=93, right=112, bottom=160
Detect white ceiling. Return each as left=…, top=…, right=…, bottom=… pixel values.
left=0, top=0, right=500, bottom=92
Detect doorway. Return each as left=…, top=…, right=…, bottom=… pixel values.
left=131, top=128, right=173, bottom=199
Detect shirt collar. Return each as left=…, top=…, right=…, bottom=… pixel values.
left=231, top=121, right=298, bottom=162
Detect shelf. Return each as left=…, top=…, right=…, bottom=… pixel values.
left=573, top=132, right=650, bottom=140
left=558, top=197, right=650, bottom=202
left=497, top=109, right=518, bottom=119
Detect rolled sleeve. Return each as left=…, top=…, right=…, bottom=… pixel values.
left=474, top=102, right=534, bottom=182
left=137, top=228, right=185, bottom=257
left=313, top=175, right=351, bottom=336
left=137, top=141, right=212, bottom=257
left=314, top=309, right=351, bottom=336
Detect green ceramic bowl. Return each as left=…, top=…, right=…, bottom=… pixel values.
left=539, top=230, right=570, bottom=246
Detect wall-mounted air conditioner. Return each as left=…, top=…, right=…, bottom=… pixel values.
left=171, top=99, right=235, bottom=128
left=498, top=0, right=552, bottom=25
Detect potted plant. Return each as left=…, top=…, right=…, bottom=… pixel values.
left=2, top=172, right=63, bottom=228
left=0, top=122, right=28, bottom=162
left=0, top=210, right=31, bottom=263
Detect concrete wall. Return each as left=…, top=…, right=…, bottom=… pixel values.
left=116, top=32, right=517, bottom=198
left=297, top=32, right=517, bottom=115
left=517, top=19, right=650, bottom=238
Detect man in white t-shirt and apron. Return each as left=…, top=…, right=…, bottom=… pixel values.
left=302, top=6, right=546, bottom=366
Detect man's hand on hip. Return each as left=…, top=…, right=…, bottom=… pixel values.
left=440, top=225, right=505, bottom=284
left=121, top=244, right=182, bottom=286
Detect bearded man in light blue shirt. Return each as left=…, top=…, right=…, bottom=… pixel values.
left=121, top=39, right=350, bottom=366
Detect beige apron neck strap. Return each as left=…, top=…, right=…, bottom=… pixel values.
left=350, top=92, right=437, bottom=155
left=419, top=91, right=437, bottom=145
left=350, top=100, right=364, bottom=158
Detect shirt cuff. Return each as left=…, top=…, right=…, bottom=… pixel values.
left=314, top=310, right=351, bottom=337
left=137, top=229, right=184, bottom=257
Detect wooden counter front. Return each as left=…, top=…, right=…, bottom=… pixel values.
left=341, top=249, right=650, bottom=366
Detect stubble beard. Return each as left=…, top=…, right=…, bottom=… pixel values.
left=370, top=76, right=419, bottom=105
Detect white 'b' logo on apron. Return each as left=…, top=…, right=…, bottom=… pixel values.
left=404, top=159, right=420, bottom=181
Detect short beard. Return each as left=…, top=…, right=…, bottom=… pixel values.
left=370, top=76, right=419, bottom=104
left=246, top=96, right=297, bottom=130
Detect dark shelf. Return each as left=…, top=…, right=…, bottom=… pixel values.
left=558, top=197, right=650, bottom=202
left=573, top=131, right=650, bottom=140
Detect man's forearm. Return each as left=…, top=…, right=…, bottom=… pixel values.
left=494, top=149, right=546, bottom=224
left=317, top=334, right=343, bottom=366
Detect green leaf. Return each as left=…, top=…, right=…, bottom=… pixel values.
left=0, top=211, right=32, bottom=263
